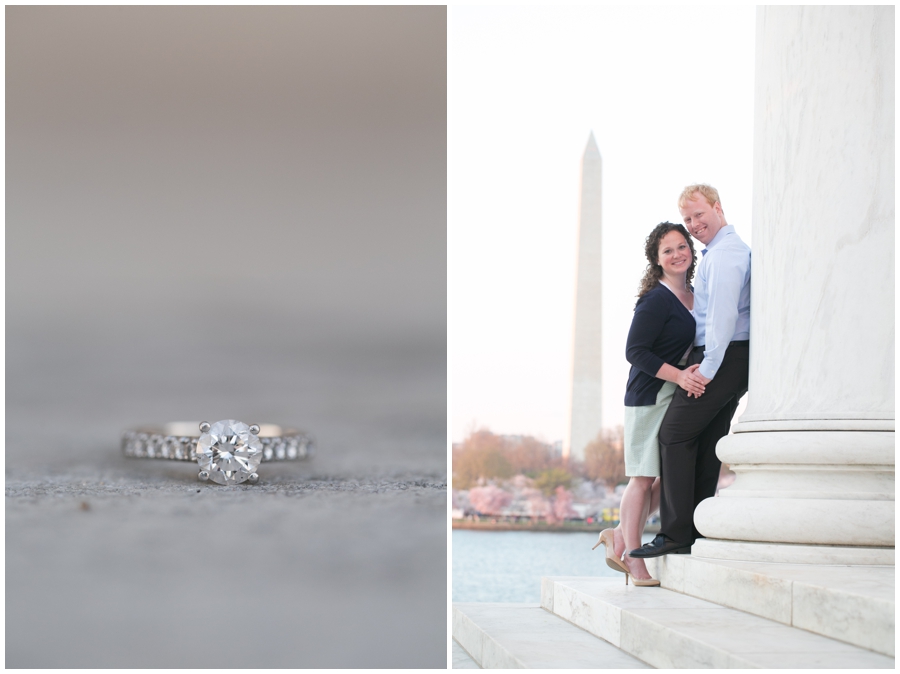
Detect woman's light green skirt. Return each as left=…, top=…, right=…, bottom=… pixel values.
left=623, top=380, right=678, bottom=478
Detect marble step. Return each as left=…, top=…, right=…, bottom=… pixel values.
left=452, top=638, right=481, bottom=669
left=452, top=602, right=650, bottom=669
left=542, top=576, right=894, bottom=669
left=645, top=553, right=894, bottom=656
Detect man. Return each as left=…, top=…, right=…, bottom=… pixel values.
left=631, top=184, right=751, bottom=558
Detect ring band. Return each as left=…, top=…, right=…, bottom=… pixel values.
left=122, top=419, right=315, bottom=485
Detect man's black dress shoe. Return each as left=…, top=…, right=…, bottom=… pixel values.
left=629, top=534, right=692, bottom=558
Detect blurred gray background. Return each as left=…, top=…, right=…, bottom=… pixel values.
left=6, top=6, right=446, bottom=668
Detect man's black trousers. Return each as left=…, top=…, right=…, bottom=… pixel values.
left=658, top=342, right=749, bottom=545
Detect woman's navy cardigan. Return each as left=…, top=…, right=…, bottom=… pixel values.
left=624, top=284, right=696, bottom=407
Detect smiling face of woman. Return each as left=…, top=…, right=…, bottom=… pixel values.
left=657, top=230, right=692, bottom=278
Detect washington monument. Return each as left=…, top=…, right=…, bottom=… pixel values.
left=564, top=133, right=603, bottom=461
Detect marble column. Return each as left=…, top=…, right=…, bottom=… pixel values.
left=565, top=132, right=603, bottom=462
left=693, top=6, right=894, bottom=565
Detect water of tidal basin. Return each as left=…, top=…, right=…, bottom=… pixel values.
left=452, top=529, right=655, bottom=603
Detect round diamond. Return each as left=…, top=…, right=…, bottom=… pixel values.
left=195, top=420, right=262, bottom=485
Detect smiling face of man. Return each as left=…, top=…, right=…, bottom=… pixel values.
left=679, top=192, right=727, bottom=245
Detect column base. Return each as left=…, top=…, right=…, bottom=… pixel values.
left=697, top=430, right=895, bottom=547
left=693, top=538, right=895, bottom=565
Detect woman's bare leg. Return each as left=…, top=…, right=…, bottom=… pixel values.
left=614, top=477, right=660, bottom=560
left=618, top=476, right=654, bottom=579
left=648, top=477, right=661, bottom=517
left=612, top=524, right=626, bottom=559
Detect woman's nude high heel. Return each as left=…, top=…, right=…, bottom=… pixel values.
left=591, top=528, right=629, bottom=574
left=625, top=573, right=660, bottom=587
left=623, top=555, right=661, bottom=587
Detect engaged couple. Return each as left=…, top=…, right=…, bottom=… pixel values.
left=593, top=184, right=751, bottom=586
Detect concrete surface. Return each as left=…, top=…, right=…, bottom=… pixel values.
left=6, top=326, right=447, bottom=668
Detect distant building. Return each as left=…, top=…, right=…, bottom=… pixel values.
left=550, top=440, right=563, bottom=457
left=564, top=133, right=603, bottom=462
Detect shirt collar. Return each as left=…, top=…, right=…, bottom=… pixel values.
left=703, top=224, right=734, bottom=254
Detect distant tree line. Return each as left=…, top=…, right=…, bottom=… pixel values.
left=452, top=426, right=627, bottom=490
left=583, top=426, right=627, bottom=488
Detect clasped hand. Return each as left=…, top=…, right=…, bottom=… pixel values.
left=677, top=364, right=710, bottom=398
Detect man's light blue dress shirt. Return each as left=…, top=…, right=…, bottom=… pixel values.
left=692, top=225, right=751, bottom=380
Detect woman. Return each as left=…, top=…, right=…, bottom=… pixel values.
left=592, top=222, right=704, bottom=586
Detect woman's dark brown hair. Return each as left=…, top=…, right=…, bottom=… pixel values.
left=636, top=222, right=696, bottom=300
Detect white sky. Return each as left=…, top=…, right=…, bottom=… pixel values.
left=449, top=6, right=756, bottom=443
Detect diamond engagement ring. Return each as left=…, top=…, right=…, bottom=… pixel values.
left=122, top=420, right=315, bottom=485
